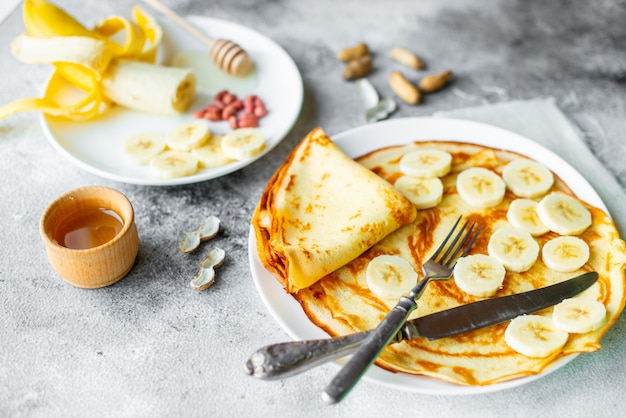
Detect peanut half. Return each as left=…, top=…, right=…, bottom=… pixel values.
left=343, top=54, right=372, bottom=80
left=389, top=47, right=424, bottom=69
left=419, top=70, right=452, bottom=93
left=389, top=71, right=421, bottom=104
left=337, top=43, right=369, bottom=62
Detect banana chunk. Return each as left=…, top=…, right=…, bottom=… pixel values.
left=456, top=167, right=506, bottom=208
left=506, top=198, right=549, bottom=236
left=454, top=254, right=505, bottom=297
left=221, top=128, right=267, bottom=160
left=552, top=298, right=606, bottom=333
left=536, top=192, right=592, bottom=236
left=542, top=236, right=589, bottom=272
left=365, top=255, right=417, bottom=299
left=399, top=149, right=452, bottom=178
left=150, top=150, right=199, bottom=178
left=502, top=159, right=554, bottom=198
left=394, top=176, right=443, bottom=209
left=124, top=132, right=166, bottom=165
left=488, top=226, right=539, bottom=273
left=191, top=135, right=235, bottom=168
left=166, top=120, right=210, bottom=151
left=504, top=315, right=569, bottom=358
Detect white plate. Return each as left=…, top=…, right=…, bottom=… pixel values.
left=40, top=16, right=303, bottom=186
left=248, top=117, right=609, bottom=395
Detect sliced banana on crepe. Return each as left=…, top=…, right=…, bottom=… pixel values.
left=506, top=198, right=549, bottom=236
left=488, top=226, right=539, bottom=272
left=504, top=315, right=569, bottom=358
left=365, top=255, right=418, bottom=299
left=502, top=159, right=554, bottom=198
left=542, top=236, right=589, bottom=272
left=124, top=132, right=166, bottom=165
left=552, top=298, right=606, bottom=333
left=166, top=120, right=211, bottom=151
left=399, top=149, right=452, bottom=178
left=454, top=254, right=506, bottom=297
left=394, top=176, right=443, bottom=209
left=221, top=128, right=267, bottom=160
left=150, top=150, right=199, bottom=178
left=537, top=192, right=592, bottom=236
left=192, top=135, right=235, bottom=168
left=456, top=167, right=506, bottom=208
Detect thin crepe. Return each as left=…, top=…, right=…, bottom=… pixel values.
left=252, top=127, right=417, bottom=293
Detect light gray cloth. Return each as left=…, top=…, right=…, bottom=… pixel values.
left=434, top=98, right=626, bottom=236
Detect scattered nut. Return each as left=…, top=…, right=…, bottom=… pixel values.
left=389, top=71, right=421, bottom=104
left=191, top=247, right=226, bottom=291
left=418, top=70, right=452, bottom=93
left=389, top=47, right=424, bottom=69
left=343, top=54, right=372, bottom=80
left=337, top=43, right=369, bottom=62
left=178, top=215, right=221, bottom=253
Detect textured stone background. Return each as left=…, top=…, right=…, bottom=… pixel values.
left=1, top=0, right=625, bottom=416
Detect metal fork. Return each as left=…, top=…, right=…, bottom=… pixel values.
left=322, top=216, right=482, bottom=404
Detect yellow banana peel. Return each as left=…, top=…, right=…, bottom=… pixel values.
left=0, top=0, right=163, bottom=121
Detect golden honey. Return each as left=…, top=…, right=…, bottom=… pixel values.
left=52, top=207, right=124, bottom=250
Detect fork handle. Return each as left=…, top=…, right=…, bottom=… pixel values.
left=322, top=296, right=417, bottom=404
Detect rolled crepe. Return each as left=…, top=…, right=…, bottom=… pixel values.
left=252, top=127, right=417, bottom=293
left=101, top=59, right=196, bottom=115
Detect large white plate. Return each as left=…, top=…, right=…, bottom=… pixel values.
left=248, top=117, right=609, bottom=396
left=40, top=16, right=303, bottom=186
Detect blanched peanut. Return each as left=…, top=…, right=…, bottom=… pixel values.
left=389, top=71, right=421, bottom=104
left=337, top=43, right=369, bottom=62
left=419, top=70, right=452, bottom=93
left=389, top=47, right=424, bottom=69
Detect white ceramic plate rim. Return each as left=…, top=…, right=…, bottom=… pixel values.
left=248, top=117, right=609, bottom=395
left=39, top=16, right=303, bottom=186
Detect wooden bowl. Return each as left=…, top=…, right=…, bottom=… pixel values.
left=40, top=186, right=139, bottom=288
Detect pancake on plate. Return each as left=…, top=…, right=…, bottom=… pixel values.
left=252, top=127, right=417, bottom=293
left=252, top=130, right=626, bottom=386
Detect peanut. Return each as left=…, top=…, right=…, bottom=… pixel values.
left=337, top=43, right=369, bottom=62
left=389, top=47, right=424, bottom=69
left=389, top=71, right=421, bottom=104
left=343, top=54, right=372, bottom=80
left=419, top=70, right=452, bottom=93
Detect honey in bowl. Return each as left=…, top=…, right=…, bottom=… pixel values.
left=52, top=207, right=124, bottom=250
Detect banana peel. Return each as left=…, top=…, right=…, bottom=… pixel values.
left=0, top=0, right=165, bottom=121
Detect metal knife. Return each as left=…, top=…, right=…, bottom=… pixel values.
left=244, top=271, right=598, bottom=380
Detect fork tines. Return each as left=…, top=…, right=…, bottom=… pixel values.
left=433, top=216, right=483, bottom=268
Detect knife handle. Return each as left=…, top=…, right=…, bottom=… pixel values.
left=322, top=296, right=416, bottom=404
left=244, top=330, right=372, bottom=380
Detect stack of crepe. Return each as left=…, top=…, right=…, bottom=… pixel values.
left=251, top=128, right=626, bottom=386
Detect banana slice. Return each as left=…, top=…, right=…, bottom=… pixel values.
left=487, top=226, right=539, bottom=273
left=221, top=128, right=267, bottom=160
left=453, top=254, right=506, bottom=297
left=394, top=176, right=443, bottom=209
left=399, top=149, right=452, bottom=178
left=166, top=120, right=211, bottom=151
left=506, top=198, right=549, bottom=236
left=552, top=298, right=606, bottom=333
left=504, top=315, right=569, bottom=358
left=191, top=135, right=235, bottom=168
left=536, top=192, right=592, bottom=236
left=365, top=255, right=418, bottom=299
left=542, top=236, right=589, bottom=272
left=123, top=132, right=166, bottom=165
left=456, top=167, right=506, bottom=208
left=150, top=150, right=199, bottom=178
left=502, top=159, right=554, bottom=198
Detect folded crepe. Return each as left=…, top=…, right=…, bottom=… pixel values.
left=252, top=127, right=417, bottom=293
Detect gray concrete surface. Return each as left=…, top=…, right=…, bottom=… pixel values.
left=1, top=0, right=626, bottom=416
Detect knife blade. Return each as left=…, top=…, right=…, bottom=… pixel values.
left=244, top=272, right=598, bottom=380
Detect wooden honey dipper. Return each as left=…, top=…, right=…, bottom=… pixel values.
left=143, top=0, right=254, bottom=77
